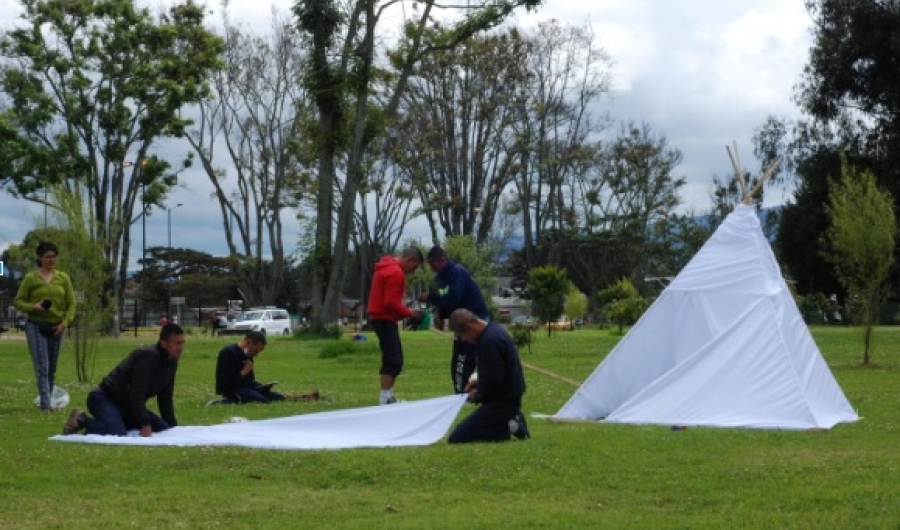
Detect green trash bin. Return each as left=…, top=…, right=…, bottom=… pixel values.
left=420, top=307, right=432, bottom=331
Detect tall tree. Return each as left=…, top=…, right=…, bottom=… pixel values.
left=186, top=12, right=313, bottom=307
left=824, top=158, right=895, bottom=365
left=392, top=30, right=528, bottom=245
left=787, top=0, right=900, bottom=299
left=293, top=0, right=543, bottom=330
left=510, top=21, right=613, bottom=268
left=527, top=265, right=568, bottom=336
left=800, top=0, right=900, bottom=197
left=349, top=150, right=418, bottom=314
left=586, top=123, right=684, bottom=234
left=0, top=0, right=224, bottom=323
left=543, top=123, right=684, bottom=292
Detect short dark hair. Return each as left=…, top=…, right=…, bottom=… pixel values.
left=159, top=323, right=184, bottom=341
left=401, top=246, right=424, bottom=265
left=244, top=330, right=267, bottom=345
left=426, top=246, right=447, bottom=262
left=35, top=242, right=59, bottom=265
left=448, top=308, right=478, bottom=334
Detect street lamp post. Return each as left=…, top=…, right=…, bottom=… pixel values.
left=166, top=203, right=183, bottom=321
left=125, top=160, right=144, bottom=336
left=141, top=181, right=146, bottom=332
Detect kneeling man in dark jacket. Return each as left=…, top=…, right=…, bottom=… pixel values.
left=446, top=309, right=530, bottom=443
left=63, top=323, right=185, bottom=437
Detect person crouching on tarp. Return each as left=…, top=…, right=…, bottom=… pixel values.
left=446, top=309, right=530, bottom=443
left=62, top=324, right=184, bottom=437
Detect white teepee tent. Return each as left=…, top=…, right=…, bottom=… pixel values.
left=553, top=203, right=858, bottom=430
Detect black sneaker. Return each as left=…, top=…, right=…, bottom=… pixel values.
left=509, top=411, right=530, bottom=440
left=62, top=408, right=85, bottom=435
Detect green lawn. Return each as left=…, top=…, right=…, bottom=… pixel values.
left=1, top=325, right=899, bottom=529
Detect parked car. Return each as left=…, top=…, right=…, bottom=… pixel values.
left=546, top=316, right=575, bottom=331
left=225, top=307, right=292, bottom=336
left=511, top=315, right=537, bottom=329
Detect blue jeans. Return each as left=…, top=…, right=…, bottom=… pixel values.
left=25, top=321, right=63, bottom=409
left=82, top=388, right=170, bottom=436
left=227, top=385, right=286, bottom=404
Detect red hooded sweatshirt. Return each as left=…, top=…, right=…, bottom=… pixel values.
left=367, top=256, right=413, bottom=322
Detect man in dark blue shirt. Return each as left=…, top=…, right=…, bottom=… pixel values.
left=63, top=324, right=184, bottom=437
left=215, top=331, right=284, bottom=404
left=419, top=246, right=490, bottom=393
left=446, top=309, right=529, bottom=443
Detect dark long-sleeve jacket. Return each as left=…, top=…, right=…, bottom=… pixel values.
left=426, top=260, right=489, bottom=320
left=215, top=343, right=257, bottom=395
left=98, top=343, right=178, bottom=428
left=474, top=323, right=526, bottom=406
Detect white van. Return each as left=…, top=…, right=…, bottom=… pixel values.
left=228, top=308, right=292, bottom=336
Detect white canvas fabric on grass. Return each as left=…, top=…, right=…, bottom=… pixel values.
left=50, top=394, right=467, bottom=450
left=554, top=204, right=858, bottom=430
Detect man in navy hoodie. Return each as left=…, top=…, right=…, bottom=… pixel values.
left=419, top=246, right=489, bottom=393
left=446, top=309, right=529, bottom=443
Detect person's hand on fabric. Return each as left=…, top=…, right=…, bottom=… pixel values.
left=139, top=425, right=152, bottom=437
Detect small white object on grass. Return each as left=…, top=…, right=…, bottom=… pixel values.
left=34, top=386, right=70, bottom=409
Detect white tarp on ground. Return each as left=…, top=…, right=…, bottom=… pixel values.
left=553, top=204, right=859, bottom=430
left=49, top=394, right=467, bottom=450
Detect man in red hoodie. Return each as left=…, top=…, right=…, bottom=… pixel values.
left=367, top=247, right=424, bottom=404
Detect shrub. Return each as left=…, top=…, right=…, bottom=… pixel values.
left=509, top=325, right=533, bottom=355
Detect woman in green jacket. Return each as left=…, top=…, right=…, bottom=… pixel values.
left=13, top=242, right=76, bottom=411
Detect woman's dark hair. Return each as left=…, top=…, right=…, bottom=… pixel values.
left=35, top=242, right=59, bottom=266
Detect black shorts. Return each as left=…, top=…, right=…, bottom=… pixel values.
left=373, top=320, right=403, bottom=376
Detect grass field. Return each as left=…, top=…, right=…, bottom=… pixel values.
left=1, top=325, right=899, bottom=529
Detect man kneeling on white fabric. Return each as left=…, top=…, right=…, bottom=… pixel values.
left=62, top=324, right=184, bottom=437
left=446, top=309, right=529, bottom=443
left=215, top=331, right=285, bottom=404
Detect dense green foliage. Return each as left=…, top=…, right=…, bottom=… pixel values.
left=778, top=0, right=900, bottom=300
left=0, top=0, right=224, bottom=326
left=527, top=265, right=568, bottom=334
left=599, top=278, right=647, bottom=333
left=0, top=326, right=899, bottom=528
left=825, top=160, right=896, bottom=363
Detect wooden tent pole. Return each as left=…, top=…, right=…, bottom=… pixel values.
left=726, top=144, right=748, bottom=197
left=741, top=158, right=782, bottom=204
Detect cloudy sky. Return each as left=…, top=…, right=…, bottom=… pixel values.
left=0, top=0, right=814, bottom=263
